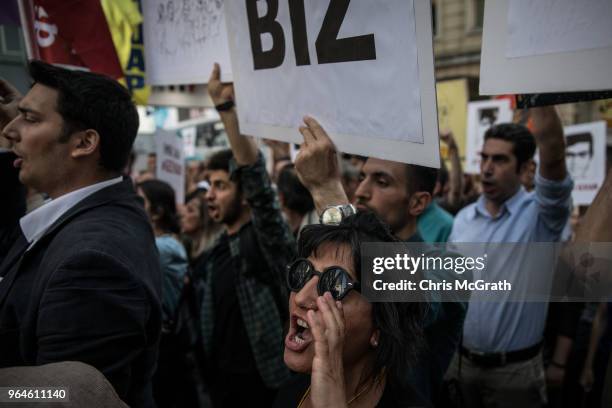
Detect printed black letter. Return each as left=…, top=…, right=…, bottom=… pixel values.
left=315, top=0, right=376, bottom=64
left=246, top=0, right=286, bottom=69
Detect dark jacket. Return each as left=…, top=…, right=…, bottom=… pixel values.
left=0, top=178, right=162, bottom=408
left=0, top=151, right=26, bottom=261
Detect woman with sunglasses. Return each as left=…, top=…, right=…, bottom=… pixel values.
left=274, top=211, right=428, bottom=407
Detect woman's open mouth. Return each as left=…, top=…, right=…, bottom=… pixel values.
left=285, top=315, right=314, bottom=352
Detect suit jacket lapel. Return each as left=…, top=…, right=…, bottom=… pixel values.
left=26, top=177, right=135, bottom=254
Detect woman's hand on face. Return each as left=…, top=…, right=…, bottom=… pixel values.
left=307, top=292, right=348, bottom=408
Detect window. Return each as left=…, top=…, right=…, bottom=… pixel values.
left=432, top=0, right=438, bottom=37
left=474, top=0, right=485, bottom=29
left=432, top=0, right=442, bottom=37
left=466, top=0, right=485, bottom=32
left=0, top=25, right=24, bottom=56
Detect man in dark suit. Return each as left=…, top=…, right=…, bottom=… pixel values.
left=0, top=61, right=161, bottom=408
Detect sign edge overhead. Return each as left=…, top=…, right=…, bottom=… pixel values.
left=480, top=0, right=612, bottom=95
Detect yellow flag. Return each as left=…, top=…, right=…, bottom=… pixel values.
left=101, top=0, right=150, bottom=105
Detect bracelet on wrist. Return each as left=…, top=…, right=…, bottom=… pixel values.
left=215, top=100, right=235, bottom=112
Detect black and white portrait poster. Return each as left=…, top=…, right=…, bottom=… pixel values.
left=564, top=121, right=607, bottom=205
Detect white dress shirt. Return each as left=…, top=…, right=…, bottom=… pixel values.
left=20, top=176, right=123, bottom=247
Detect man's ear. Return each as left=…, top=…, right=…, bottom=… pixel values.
left=408, top=191, right=432, bottom=217
left=71, top=129, right=100, bottom=159
left=519, top=158, right=536, bottom=176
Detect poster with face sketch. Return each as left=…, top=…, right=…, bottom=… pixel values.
left=142, top=0, right=232, bottom=85
left=564, top=121, right=607, bottom=205
left=465, top=100, right=514, bottom=174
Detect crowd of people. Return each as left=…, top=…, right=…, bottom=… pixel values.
left=0, top=60, right=611, bottom=408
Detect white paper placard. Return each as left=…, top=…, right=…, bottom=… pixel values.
left=181, top=126, right=197, bottom=158
left=481, top=0, right=612, bottom=94
left=224, top=0, right=440, bottom=167
left=143, top=0, right=232, bottom=85
left=507, top=0, right=612, bottom=59
left=156, top=129, right=185, bottom=204
left=465, top=100, right=514, bottom=174
left=564, top=121, right=607, bottom=205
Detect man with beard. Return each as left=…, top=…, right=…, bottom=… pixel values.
left=196, top=64, right=295, bottom=407
left=292, top=116, right=467, bottom=402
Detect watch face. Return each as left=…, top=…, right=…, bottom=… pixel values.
left=322, top=207, right=343, bottom=225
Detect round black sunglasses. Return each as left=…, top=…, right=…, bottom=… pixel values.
left=286, top=258, right=361, bottom=301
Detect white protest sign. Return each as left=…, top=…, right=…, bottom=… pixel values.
left=480, top=0, right=612, bottom=94
left=224, top=0, right=440, bottom=167
left=156, top=129, right=185, bottom=204
left=507, top=0, right=612, bottom=59
left=465, top=100, right=514, bottom=174
left=564, top=121, right=607, bottom=205
left=181, top=126, right=197, bottom=158
left=143, top=0, right=232, bottom=85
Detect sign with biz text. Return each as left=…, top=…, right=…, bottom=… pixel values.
left=224, top=0, right=440, bottom=167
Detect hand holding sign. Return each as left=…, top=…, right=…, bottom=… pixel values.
left=208, top=63, right=234, bottom=107
left=207, top=64, right=258, bottom=166
left=295, top=116, right=348, bottom=213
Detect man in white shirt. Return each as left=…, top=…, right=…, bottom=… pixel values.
left=0, top=61, right=161, bottom=408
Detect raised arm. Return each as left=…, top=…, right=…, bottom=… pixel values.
left=574, top=168, right=612, bottom=242
left=530, top=106, right=567, bottom=181
left=207, top=64, right=296, bottom=275
left=440, top=131, right=463, bottom=208
left=207, top=63, right=258, bottom=166
left=294, top=117, right=349, bottom=214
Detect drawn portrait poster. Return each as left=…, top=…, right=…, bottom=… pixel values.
left=142, top=0, right=232, bottom=85
left=564, top=121, right=607, bottom=205
left=465, top=100, right=514, bottom=174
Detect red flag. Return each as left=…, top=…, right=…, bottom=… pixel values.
left=21, top=0, right=123, bottom=78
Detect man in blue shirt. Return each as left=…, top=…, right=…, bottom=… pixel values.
left=447, top=107, right=573, bottom=407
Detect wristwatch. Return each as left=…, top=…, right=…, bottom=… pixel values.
left=319, top=204, right=356, bottom=225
